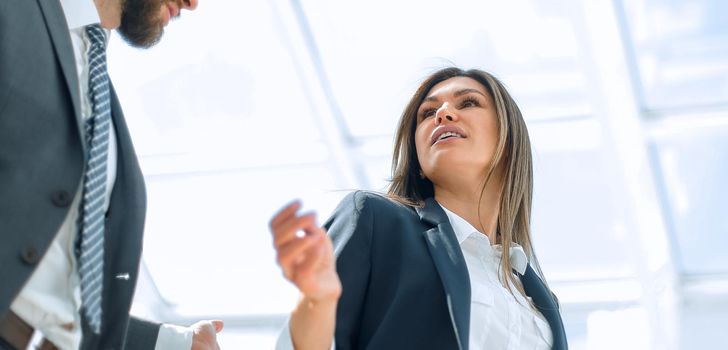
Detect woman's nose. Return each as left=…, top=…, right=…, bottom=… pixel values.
left=435, top=102, right=456, bottom=125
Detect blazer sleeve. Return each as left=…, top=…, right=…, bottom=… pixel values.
left=124, top=316, right=161, bottom=349
left=325, top=191, right=374, bottom=350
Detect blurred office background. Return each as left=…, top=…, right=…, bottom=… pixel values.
left=106, top=0, right=728, bottom=348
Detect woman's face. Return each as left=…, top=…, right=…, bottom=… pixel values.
left=414, top=77, right=499, bottom=186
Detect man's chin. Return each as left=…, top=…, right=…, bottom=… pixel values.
left=118, top=0, right=166, bottom=49
left=117, top=26, right=164, bottom=49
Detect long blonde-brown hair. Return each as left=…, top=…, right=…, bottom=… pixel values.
left=388, top=67, right=548, bottom=298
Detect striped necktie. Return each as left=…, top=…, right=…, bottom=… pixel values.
left=78, top=24, right=111, bottom=334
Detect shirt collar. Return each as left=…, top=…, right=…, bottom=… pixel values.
left=437, top=201, right=529, bottom=274
left=438, top=203, right=481, bottom=245
left=59, top=0, right=101, bottom=30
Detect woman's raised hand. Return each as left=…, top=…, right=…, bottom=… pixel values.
left=270, top=201, right=341, bottom=303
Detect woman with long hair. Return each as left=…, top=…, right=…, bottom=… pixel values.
left=270, top=67, right=568, bottom=350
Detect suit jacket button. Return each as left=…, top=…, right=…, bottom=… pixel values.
left=51, top=190, right=72, bottom=207
left=21, top=247, right=40, bottom=265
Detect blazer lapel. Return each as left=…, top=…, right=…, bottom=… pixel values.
left=36, top=0, right=85, bottom=153
left=520, top=265, right=568, bottom=350
left=417, top=198, right=470, bottom=350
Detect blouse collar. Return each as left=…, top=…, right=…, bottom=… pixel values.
left=438, top=202, right=529, bottom=274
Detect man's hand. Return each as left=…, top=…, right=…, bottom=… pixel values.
left=191, top=320, right=224, bottom=350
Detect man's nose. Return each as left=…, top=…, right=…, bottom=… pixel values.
left=181, top=0, right=199, bottom=11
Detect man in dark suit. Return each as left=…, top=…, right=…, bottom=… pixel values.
left=0, top=0, right=222, bottom=349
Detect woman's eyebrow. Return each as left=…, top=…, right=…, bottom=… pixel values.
left=422, top=95, right=439, bottom=103
left=453, top=88, right=487, bottom=98
left=423, top=88, right=487, bottom=103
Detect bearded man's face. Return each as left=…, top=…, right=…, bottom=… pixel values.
left=118, top=0, right=193, bottom=48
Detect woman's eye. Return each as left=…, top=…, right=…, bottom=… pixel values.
left=460, top=98, right=479, bottom=108
left=421, top=109, right=436, bottom=118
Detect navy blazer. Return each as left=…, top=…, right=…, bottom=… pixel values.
left=325, top=191, right=567, bottom=350
left=0, top=1, right=158, bottom=348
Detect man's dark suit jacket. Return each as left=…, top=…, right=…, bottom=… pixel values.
left=326, top=191, right=568, bottom=350
left=1, top=1, right=159, bottom=348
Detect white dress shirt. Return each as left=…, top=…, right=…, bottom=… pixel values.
left=276, top=202, right=553, bottom=350
left=10, top=1, right=191, bottom=349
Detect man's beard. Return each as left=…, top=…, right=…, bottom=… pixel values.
left=118, top=0, right=171, bottom=48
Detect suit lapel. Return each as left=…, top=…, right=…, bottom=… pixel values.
left=107, top=83, right=146, bottom=223
left=417, top=198, right=470, bottom=350
left=520, top=265, right=568, bottom=350
left=36, top=0, right=86, bottom=153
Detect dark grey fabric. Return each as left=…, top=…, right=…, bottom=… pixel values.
left=0, top=336, right=13, bottom=350
left=122, top=317, right=161, bottom=350
left=327, top=191, right=568, bottom=350
left=521, top=265, right=568, bottom=350
left=0, top=1, right=158, bottom=349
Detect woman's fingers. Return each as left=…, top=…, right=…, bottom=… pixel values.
left=269, top=200, right=301, bottom=229
left=270, top=200, right=339, bottom=299
left=294, top=236, right=342, bottom=302
left=276, top=233, right=320, bottom=274
left=272, top=212, right=317, bottom=248
left=302, top=221, right=326, bottom=236
left=295, top=236, right=327, bottom=277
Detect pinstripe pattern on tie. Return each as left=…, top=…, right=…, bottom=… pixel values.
left=79, top=24, right=110, bottom=334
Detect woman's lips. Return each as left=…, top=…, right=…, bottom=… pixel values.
left=430, top=125, right=467, bottom=146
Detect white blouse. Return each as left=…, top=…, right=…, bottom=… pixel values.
left=441, top=205, right=552, bottom=350
left=276, top=205, right=553, bottom=349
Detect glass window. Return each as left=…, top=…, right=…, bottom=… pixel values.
left=621, top=0, right=728, bottom=110
left=650, top=121, right=728, bottom=275
left=108, top=2, right=323, bottom=158
left=107, top=1, right=347, bottom=318
left=300, top=0, right=592, bottom=137
left=142, top=166, right=348, bottom=317
left=530, top=118, right=636, bottom=281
